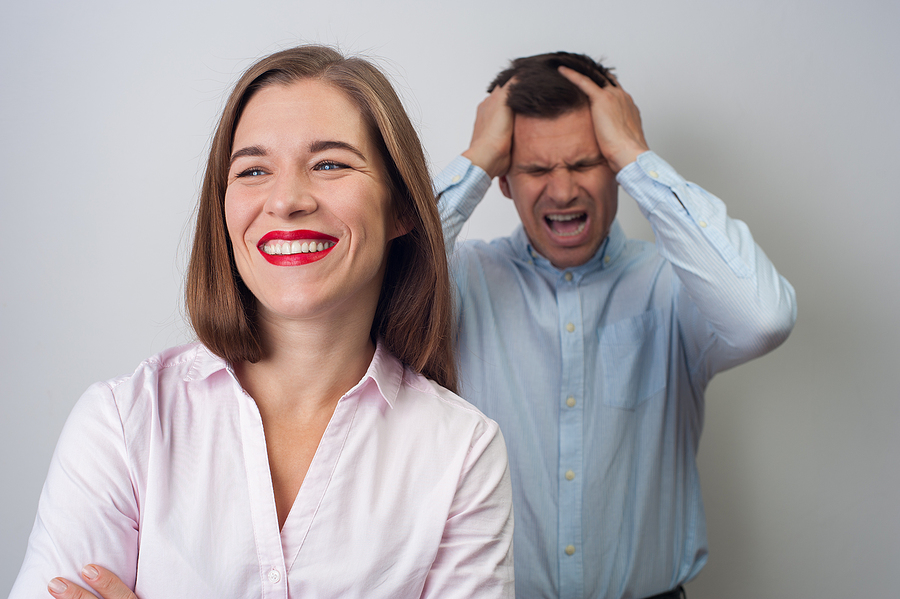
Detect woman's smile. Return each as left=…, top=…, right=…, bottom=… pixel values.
left=257, top=230, right=338, bottom=265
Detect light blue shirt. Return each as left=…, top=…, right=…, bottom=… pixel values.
left=435, top=151, right=796, bottom=599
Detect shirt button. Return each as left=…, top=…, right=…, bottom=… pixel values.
left=565, top=470, right=575, bottom=481
left=565, top=545, right=576, bottom=556
left=564, top=272, right=573, bottom=282
left=604, top=255, right=611, bottom=264
left=649, top=170, right=659, bottom=178
left=451, top=175, right=461, bottom=183
left=565, top=323, right=575, bottom=333
left=268, top=568, right=281, bottom=583
left=699, top=220, right=708, bottom=228
left=566, top=396, right=576, bottom=408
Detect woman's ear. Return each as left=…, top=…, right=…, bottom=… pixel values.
left=389, top=215, right=414, bottom=240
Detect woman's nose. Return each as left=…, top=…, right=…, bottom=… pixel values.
left=264, top=170, right=318, bottom=218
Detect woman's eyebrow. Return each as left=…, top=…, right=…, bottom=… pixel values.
left=230, top=145, right=267, bottom=166
left=309, top=140, right=366, bottom=160
left=229, top=141, right=366, bottom=166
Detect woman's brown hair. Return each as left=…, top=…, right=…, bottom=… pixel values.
left=186, top=45, right=456, bottom=391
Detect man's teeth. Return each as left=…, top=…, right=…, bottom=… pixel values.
left=262, top=240, right=336, bottom=256
left=547, top=213, right=583, bottom=222
left=546, top=213, right=587, bottom=236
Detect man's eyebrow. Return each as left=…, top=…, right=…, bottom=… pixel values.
left=514, top=162, right=554, bottom=173
left=230, top=145, right=267, bottom=166
left=309, top=140, right=366, bottom=160
left=565, top=156, right=606, bottom=169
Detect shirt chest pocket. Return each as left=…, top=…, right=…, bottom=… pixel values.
left=597, top=308, right=667, bottom=410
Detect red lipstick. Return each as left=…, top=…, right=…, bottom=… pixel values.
left=257, top=230, right=339, bottom=266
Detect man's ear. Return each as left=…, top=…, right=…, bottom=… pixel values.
left=498, top=175, right=512, bottom=199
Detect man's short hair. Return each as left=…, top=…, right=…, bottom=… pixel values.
left=488, top=51, right=615, bottom=119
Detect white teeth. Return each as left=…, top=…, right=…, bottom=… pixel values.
left=262, top=240, right=335, bottom=256
left=547, top=213, right=583, bottom=222
left=557, top=222, right=587, bottom=236
left=546, top=213, right=587, bottom=237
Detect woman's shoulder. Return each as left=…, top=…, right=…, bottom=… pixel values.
left=78, top=342, right=229, bottom=422
left=388, top=366, right=504, bottom=454
left=99, top=342, right=222, bottom=388
left=404, top=370, right=494, bottom=422
left=367, top=343, right=494, bottom=430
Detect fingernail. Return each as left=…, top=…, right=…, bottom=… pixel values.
left=48, top=578, right=67, bottom=594
left=82, top=564, right=99, bottom=580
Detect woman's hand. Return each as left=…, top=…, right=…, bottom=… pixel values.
left=48, top=564, right=137, bottom=599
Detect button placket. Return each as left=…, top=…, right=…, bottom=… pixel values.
left=556, top=271, right=585, bottom=596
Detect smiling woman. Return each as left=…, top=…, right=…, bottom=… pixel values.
left=224, top=80, right=401, bottom=353
left=9, top=46, right=514, bottom=599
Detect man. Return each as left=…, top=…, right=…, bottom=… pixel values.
left=434, top=52, right=796, bottom=599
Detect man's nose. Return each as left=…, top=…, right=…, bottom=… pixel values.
left=545, top=168, right=577, bottom=204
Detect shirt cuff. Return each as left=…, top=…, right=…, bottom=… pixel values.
left=435, top=156, right=492, bottom=220
left=617, top=151, right=715, bottom=220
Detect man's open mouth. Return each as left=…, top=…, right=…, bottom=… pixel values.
left=546, top=213, right=587, bottom=237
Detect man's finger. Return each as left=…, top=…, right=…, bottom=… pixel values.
left=557, top=65, right=601, bottom=96
left=603, top=70, right=619, bottom=87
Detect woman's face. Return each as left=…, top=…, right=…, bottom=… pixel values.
left=224, top=79, right=402, bottom=328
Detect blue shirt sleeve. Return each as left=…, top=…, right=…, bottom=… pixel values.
left=618, top=151, right=797, bottom=377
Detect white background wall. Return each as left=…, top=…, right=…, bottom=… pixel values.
left=2, top=1, right=897, bottom=596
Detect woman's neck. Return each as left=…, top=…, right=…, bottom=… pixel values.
left=233, top=312, right=376, bottom=530
left=235, top=311, right=376, bottom=418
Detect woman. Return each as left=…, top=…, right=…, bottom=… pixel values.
left=10, top=46, right=514, bottom=598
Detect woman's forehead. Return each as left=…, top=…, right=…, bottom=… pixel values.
left=236, top=80, right=364, bottom=140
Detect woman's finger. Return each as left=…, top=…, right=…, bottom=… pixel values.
left=48, top=577, right=95, bottom=599
left=47, top=565, right=137, bottom=599
left=79, top=564, right=137, bottom=599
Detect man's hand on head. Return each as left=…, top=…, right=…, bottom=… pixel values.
left=558, top=66, right=650, bottom=174
left=461, top=80, right=514, bottom=179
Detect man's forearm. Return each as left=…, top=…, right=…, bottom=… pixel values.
left=434, top=156, right=493, bottom=254
left=619, top=151, right=797, bottom=371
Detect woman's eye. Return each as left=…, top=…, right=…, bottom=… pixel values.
left=315, top=161, right=348, bottom=171
left=236, top=168, right=267, bottom=178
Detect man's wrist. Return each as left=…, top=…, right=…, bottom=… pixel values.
left=608, top=143, right=650, bottom=174
left=462, top=146, right=506, bottom=179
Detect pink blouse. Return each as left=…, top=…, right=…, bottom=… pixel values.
left=11, top=342, right=514, bottom=598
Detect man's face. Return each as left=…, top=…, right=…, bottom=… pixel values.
left=499, top=106, right=618, bottom=270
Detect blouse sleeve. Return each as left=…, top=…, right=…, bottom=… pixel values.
left=9, top=381, right=140, bottom=597
left=420, top=420, right=515, bottom=598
